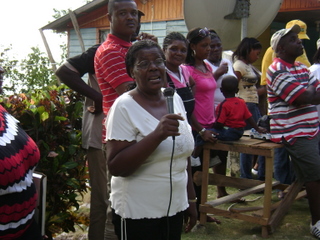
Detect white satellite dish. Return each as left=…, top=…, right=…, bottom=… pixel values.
left=184, top=0, right=283, bottom=50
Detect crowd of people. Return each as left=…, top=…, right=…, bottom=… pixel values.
left=2, top=0, right=320, bottom=239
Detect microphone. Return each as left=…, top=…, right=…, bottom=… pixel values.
left=163, top=87, right=175, bottom=140
left=163, top=87, right=175, bottom=114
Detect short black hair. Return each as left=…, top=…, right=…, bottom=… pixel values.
left=125, top=40, right=165, bottom=78
left=208, top=29, right=221, bottom=41
left=221, top=75, right=239, bottom=94
left=163, top=32, right=188, bottom=51
left=108, top=0, right=135, bottom=15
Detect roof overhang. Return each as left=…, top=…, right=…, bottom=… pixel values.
left=39, top=0, right=108, bottom=32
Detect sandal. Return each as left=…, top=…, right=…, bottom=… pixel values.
left=206, top=215, right=221, bottom=224
left=197, top=215, right=221, bottom=224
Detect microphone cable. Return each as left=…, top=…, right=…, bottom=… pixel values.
left=166, top=137, right=175, bottom=240
left=163, top=87, right=176, bottom=240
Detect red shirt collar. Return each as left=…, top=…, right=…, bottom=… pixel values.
left=275, top=57, right=300, bottom=68
left=107, top=34, right=132, bottom=48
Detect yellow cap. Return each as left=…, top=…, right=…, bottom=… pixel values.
left=286, top=20, right=309, bottom=40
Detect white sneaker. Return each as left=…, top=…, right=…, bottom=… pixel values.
left=190, top=156, right=201, bottom=167
left=310, top=220, right=320, bottom=238
left=251, top=168, right=258, bottom=176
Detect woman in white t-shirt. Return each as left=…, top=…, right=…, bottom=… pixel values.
left=204, top=30, right=240, bottom=201
left=105, top=40, right=197, bottom=240
left=205, top=30, right=236, bottom=109
left=232, top=37, right=265, bottom=181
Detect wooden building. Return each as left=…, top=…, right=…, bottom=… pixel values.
left=40, top=0, right=320, bottom=67
left=40, top=0, right=186, bottom=62
left=259, top=0, right=320, bottom=65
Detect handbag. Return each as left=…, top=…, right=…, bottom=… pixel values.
left=166, top=72, right=195, bottom=122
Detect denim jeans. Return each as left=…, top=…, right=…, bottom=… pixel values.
left=195, top=127, right=243, bottom=146
left=240, top=102, right=265, bottom=180
left=273, top=147, right=295, bottom=185
left=240, top=154, right=265, bottom=180
left=244, top=102, right=261, bottom=130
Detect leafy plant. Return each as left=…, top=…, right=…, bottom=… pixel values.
left=0, top=46, right=57, bottom=94
left=1, top=86, right=89, bottom=239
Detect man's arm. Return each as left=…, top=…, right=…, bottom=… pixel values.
left=95, top=45, right=135, bottom=99
left=294, top=85, right=320, bottom=106
left=56, top=64, right=103, bottom=113
left=115, top=81, right=135, bottom=95
left=246, top=116, right=267, bottom=133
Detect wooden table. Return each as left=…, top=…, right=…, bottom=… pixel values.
left=196, top=136, right=306, bottom=238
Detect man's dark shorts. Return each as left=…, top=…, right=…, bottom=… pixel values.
left=283, top=133, right=320, bottom=183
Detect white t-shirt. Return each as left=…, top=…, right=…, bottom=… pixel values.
left=309, top=63, right=320, bottom=120
left=233, top=59, right=259, bottom=104
left=205, top=58, right=236, bottom=109
left=106, top=91, right=194, bottom=219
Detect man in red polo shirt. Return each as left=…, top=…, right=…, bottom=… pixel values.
left=96, top=0, right=137, bottom=236
left=95, top=0, right=138, bottom=118
left=94, top=1, right=156, bottom=238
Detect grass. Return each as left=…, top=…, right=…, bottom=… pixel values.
left=181, top=174, right=313, bottom=240
left=182, top=190, right=312, bottom=239
left=55, top=172, right=314, bottom=240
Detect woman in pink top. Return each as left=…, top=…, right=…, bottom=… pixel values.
left=184, top=27, right=220, bottom=224
left=185, top=28, right=217, bottom=138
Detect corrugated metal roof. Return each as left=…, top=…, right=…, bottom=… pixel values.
left=39, top=0, right=108, bottom=31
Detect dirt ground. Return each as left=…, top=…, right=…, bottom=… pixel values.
left=182, top=189, right=314, bottom=240
left=52, top=185, right=314, bottom=240
left=51, top=156, right=314, bottom=240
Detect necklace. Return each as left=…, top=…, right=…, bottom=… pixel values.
left=195, top=65, right=207, bottom=73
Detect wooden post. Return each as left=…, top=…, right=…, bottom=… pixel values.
left=69, top=10, right=85, bottom=53
left=199, top=147, right=210, bottom=225
left=261, top=155, right=274, bottom=237
left=38, top=29, right=59, bottom=84
left=229, top=151, right=240, bottom=177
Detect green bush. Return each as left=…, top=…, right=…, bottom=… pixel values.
left=1, top=85, right=89, bottom=239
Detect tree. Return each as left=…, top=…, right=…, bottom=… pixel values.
left=0, top=2, right=96, bottom=236
left=1, top=46, right=89, bottom=239
left=2, top=86, right=88, bottom=239
left=0, top=46, right=58, bottom=94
